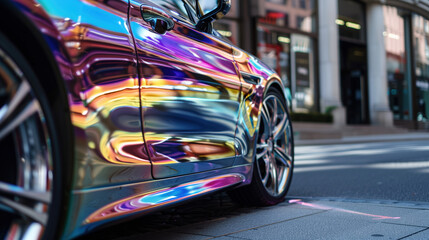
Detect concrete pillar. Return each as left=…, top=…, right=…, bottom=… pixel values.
left=367, top=3, right=394, bottom=126
left=318, top=0, right=346, bottom=126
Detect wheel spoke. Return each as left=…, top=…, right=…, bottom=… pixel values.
left=256, top=144, right=269, bottom=159
left=0, top=80, right=39, bottom=141
left=256, top=143, right=269, bottom=149
left=271, top=98, right=278, bottom=127
left=273, top=116, right=288, bottom=141
left=0, top=181, right=51, bottom=204
left=261, top=155, right=270, bottom=185
left=274, top=146, right=292, bottom=168
left=256, top=149, right=268, bottom=159
left=269, top=160, right=278, bottom=194
left=0, top=81, right=31, bottom=125
left=0, top=196, right=47, bottom=225
left=0, top=99, right=39, bottom=141
left=261, top=102, right=272, bottom=136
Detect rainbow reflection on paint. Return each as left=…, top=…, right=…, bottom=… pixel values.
left=85, top=174, right=244, bottom=224
left=11, top=0, right=290, bottom=238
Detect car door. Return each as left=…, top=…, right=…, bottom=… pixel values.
left=129, top=0, right=242, bottom=178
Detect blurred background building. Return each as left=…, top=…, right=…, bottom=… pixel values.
left=214, top=0, right=429, bottom=130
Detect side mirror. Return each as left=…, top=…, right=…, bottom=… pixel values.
left=196, top=0, right=231, bottom=32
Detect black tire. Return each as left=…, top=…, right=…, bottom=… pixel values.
left=0, top=32, right=68, bottom=240
left=229, top=87, right=294, bottom=206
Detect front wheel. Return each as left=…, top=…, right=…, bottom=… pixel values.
left=0, top=33, right=65, bottom=240
left=229, top=88, right=294, bottom=206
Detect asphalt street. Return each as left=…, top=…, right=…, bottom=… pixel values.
left=289, top=140, right=429, bottom=202
left=76, top=140, right=429, bottom=240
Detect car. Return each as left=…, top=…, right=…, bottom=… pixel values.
left=0, top=0, right=294, bottom=239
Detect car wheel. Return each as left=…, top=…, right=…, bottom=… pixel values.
left=229, top=88, right=294, bottom=206
left=0, top=33, right=63, bottom=239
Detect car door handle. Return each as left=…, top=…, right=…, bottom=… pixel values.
left=141, top=5, right=175, bottom=34
left=240, top=72, right=262, bottom=85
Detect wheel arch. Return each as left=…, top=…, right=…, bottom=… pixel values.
left=0, top=1, right=73, bottom=107
left=265, top=77, right=287, bottom=109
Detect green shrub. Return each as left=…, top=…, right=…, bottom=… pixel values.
left=290, top=112, right=333, bottom=123
left=324, top=106, right=337, bottom=115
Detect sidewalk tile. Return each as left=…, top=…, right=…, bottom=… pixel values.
left=303, top=201, right=419, bottom=219
left=228, top=210, right=373, bottom=240
left=382, top=209, right=429, bottom=227
left=402, top=228, right=429, bottom=239
left=119, top=232, right=209, bottom=240
left=176, top=207, right=323, bottom=237
left=321, top=222, right=424, bottom=240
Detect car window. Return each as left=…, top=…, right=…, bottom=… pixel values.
left=182, top=0, right=198, bottom=23
left=152, top=0, right=197, bottom=24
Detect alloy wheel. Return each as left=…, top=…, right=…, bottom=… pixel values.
left=255, top=94, right=293, bottom=197
left=0, top=47, right=53, bottom=240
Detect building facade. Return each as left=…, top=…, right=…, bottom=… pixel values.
left=214, top=0, right=429, bottom=129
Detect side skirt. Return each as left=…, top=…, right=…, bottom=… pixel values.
left=64, top=164, right=252, bottom=239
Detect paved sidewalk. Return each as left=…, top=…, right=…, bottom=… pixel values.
left=112, top=197, right=429, bottom=240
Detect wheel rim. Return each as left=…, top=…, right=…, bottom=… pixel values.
left=255, top=94, right=293, bottom=197
left=0, top=48, right=52, bottom=239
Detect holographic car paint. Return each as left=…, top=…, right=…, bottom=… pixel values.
left=130, top=0, right=243, bottom=179
left=5, top=0, right=288, bottom=238
left=68, top=165, right=251, bottom=238
left=85, top=174, right=244, bottom=224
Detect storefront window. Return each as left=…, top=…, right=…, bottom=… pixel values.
left=413, top=14, right=429, bottom=122
left=257, top=0, right=317, bottom=111
left=257, top=27, right=291, bottom=90
left=384, top=6, right=412, bottom=121
left=262, top=0, right=316, bottom=33
left=259, top=11, right=289, bottom=27
left=291, top=34, right=314, bottom=111
left=258, top=31, right=314, bottom=111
